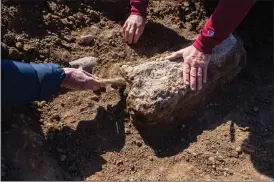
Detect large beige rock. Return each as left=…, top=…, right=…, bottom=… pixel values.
left=121, top=34, right=246, bottom=125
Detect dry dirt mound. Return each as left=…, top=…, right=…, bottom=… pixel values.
left=1, top=0, right=273, bottom=181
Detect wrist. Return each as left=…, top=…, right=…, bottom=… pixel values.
left=193, top=34, right=214, bottom=54
left=60, top=68, right=71, bottom=88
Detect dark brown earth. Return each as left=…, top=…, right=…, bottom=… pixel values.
left=1, top=0, right=273, bottom=180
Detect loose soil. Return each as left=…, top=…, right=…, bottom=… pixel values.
left=1, top=0, right=273, bottom=181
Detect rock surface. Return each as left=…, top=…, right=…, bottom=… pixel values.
left=69, top=56, right=98, bottom=73
left=121, top=35, right=246, bottom=125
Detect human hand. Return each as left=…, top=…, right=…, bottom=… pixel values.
left=165, top=45, right=211, bottom=91
left=123, top=14, right=145, bottom=44
left=61, top=68, right=105, bottom=91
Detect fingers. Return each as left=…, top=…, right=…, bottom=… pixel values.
left=197, top=67, right=203, bottom=90
left=127, top=24, right=136, bottom=44
left=165, top=51, right=183, bottom=61
left=123, top=21, right=128, bottom=40
left=124, top=25, right=130, bottom=43
left=80, top=70, right=106, bottom=90
left=133, top=27, right=142, bottom=44
left=190, top=67, right=197, bottom=91
left=184, top=64, right=208, bottom=91
left=123, top=20, right=137, bottom=44
left=183, top=63, right=190, bottom=85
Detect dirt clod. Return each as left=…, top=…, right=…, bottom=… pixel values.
left=208, top=156, right=215, bottom=163
left=15, top=42, right=23, bottom=50
left=79, top=35, right=95, bottom=46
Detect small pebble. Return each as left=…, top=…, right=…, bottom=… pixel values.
left=38, top=101, right=46, bottom=107
left=149, top=156, right=154, bottom=161
left=40, top=55, right=45, bottom=59
left=208, top=156, right=215, bottom=163
left=231, top=151, right=239, bottom=158
left=253, top=107, right=259, bottom=112
left=130, top=165, right=135, bottom=171
left=125, top=128, right=131, bottom=134
left=15, top=42, right=23, bottom=50
left=216, top=155, right=224, bottom=162
left=236, top=146, right=242, bottom=154
left=51, top=114, right=61, bottom=121
left=60, top=155, right=67, bottom=162
left=116, top=160, right=123, bottom=166
left=136, top=140, right=142, bottom=147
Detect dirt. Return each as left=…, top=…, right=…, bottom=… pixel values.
left=1, top=0, right=273, bottom=181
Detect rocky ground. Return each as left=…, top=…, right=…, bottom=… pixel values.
left=1, top=0, right=273, bottom=181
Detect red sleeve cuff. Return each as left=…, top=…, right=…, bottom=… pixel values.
left=192, top=30, right=216, bottom=54
left=130, top=0, right=148, bottom=17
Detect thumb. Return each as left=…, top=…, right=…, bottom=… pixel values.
left=165, top=51, right=183, bottom=61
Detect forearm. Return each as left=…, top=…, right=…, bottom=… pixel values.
left=130, top=0, right=149, bottom=17
left=2, top=59, right=65, bottom=108
left=193, top=0, right=255, bottom=54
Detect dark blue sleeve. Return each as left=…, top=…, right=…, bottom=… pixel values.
left=1, top=59, right=65, bottom=108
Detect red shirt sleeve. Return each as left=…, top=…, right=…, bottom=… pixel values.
left=193, top=0, right=256, bottom=54
left=130, top=0, right=149, bottom=17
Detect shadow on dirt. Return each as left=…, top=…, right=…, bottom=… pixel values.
left=130, top=21, right=191, bottom=58
left=44, top=88, right=127, bottom=180
left=1, top=104, right=69, bottom=180
left=1, top=88, right=127, bottom=180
